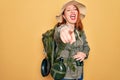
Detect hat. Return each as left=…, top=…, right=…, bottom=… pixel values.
left=56, top=0, right=86, bottom=23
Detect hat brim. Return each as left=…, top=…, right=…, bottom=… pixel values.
left=56, top=0, right=86, bottom=23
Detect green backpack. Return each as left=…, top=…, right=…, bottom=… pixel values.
left=41, top=25, right=56, bottom=76
left=41, top=24, right=66, bottom=79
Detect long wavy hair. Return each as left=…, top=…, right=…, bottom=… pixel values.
left=57, top=5, right=83, bottom=31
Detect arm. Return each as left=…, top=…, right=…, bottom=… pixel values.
left=81, top=31, right=90, bottom=59
left=73, top=30, right=90, bottom=61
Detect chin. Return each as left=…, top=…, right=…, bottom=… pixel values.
left=70, top=21, right=77, bottom=24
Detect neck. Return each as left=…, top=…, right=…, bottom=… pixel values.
left=66, top=22, right=75, bottom=29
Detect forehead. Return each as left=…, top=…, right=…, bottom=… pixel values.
left=65, top=5, right=77, bottom=9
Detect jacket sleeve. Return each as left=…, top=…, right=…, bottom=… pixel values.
left=81, top=31, right=90, bottom=59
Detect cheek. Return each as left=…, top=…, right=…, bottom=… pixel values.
left=75, top=11, right=78, bottom=17
left=64, top=12, right=70, bottom=20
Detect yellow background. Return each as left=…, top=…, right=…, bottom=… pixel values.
left=0, top=0, right=120, bottom=80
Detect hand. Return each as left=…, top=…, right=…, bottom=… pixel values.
left=73, top=52, right=86, bottom=62
left=60, top=26, right=75, bottom=44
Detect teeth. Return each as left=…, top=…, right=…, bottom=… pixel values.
left=70, top=14, right=75, bottom=17
left=70, top=14, right=76, bottom=20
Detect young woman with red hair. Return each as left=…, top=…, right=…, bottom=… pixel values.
left=53, top=0, right=90, bottom=80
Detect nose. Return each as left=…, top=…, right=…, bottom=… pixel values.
left=71, top=9, right=75, bottom=13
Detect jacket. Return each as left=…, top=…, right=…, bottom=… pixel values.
left=54, top=24, right=90, bottom=79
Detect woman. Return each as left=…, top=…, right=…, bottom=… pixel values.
left=53, top=0, right=90, bottom=80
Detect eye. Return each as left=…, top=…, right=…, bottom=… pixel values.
left=73, top=8, right=77, bottom=11
left=66, top=9, right=70, bottom=12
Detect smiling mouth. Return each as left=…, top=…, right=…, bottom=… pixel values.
left=70, top=14, right=76, bottom=20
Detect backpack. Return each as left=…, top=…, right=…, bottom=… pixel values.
left=41, top=24, right=67, bottom=79
left=41, top=25, right=57, bottom=77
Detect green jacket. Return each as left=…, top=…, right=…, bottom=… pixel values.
left=54, top=24, right=90, bottom=79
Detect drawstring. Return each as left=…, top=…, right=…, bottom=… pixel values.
left=75, top=30, right=83, bottom=45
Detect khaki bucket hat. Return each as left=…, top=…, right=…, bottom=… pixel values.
left=56, top=0, right=86, bottom=23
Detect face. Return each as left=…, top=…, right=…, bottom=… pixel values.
left=63, top=5, right=78, bottom=24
